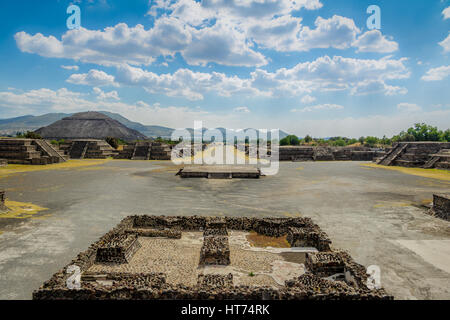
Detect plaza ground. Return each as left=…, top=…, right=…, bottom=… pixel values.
left=0, top=160, right=449, bottom=299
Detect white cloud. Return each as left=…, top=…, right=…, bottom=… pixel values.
left=295, top=15, right=360, bottom=51
left=61, top=65, right=79, bottom=71
left=149, top=0, right=323, bottom=23
left=291, top=104, right=344, bottom=112
left=15, top=20, right=266, bottom=68
left=234, top=106, right=250, bottom=113
left=397, top=103, right=421, bottom=112
left=66, top=69, right=118, bottom=87
left=350, top=80, right=407, bottom=96
left=353, top=30, right=398, bottom=53
left=439, top=33, right=450, bottom=52
left=115, top=64, right=262, bottom=101
left=93, top=87, right=120, bottom=100
left=421, top=65, right=450, bottom=81
left=109, top=55, right=409, bottom=99
left=181, top=21, right=267, bottom=67
left=300, top=95, right=316, bottom=104
left=443, top=7, right=450, bottom=20
left=16, top=0, right=399, bottom=69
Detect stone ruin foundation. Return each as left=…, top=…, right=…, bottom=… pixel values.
left=427, top=194, right=450, bottom=221
left=0, top=158, right=7, bottom=167
left=377, top=142, right=450, bottom=168
left=33, top=215, right=392, bottom=300
left=0, top=190, right=9, bottom=213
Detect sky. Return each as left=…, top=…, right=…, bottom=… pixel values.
left=0, top=0, right=449, bottom=137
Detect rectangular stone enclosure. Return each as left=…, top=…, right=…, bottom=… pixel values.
left=33, top=215, right=392, bottom=300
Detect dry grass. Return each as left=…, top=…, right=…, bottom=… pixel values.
left=246, top=232, right=290, bottom=248
left=362, top=163, right=450, bottom=182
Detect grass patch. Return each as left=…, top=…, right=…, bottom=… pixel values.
left=246, top=232, right=290, bottom=248
left=361, top=163, right=450, bottom=182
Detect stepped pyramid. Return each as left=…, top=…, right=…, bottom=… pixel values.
left=35, top=111, right=147, bottom=142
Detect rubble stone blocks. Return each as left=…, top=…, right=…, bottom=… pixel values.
left=204, top=217, right=228, bottom=236
left=305, top=252, right=345, bottom=277
left=95, top=234, right=141, bottom=264
left=125, top=227, right=182, bottom=239
left=428, top=194, right=450, bottom=221
left=197, top=274, right=233, bottom=288
left=287, top=227, right=332, bottom=252
left=200, top=236, right=231, bottom=266
left=0, top=158, right=8, bottom=167
left=33, top=215, right=392, bottom=300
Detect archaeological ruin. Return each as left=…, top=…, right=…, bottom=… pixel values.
left=428, top=194, right=450, bottom=221
left=376, top=142, right=450, bottom=168
left=0, top=138, right=67, bottom=165
left=35, top=111, right=147, bottom=142
left=0, top=190, right=8, bottom=213
left=33, top=215, right=392, bottom=300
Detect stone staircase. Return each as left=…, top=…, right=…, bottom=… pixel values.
left=150, top=143, right=172, bottom=160
left=34, top=139, right=67, bottom=163
left=69, top=141, right=89, bottom=159
left=131, top=142, right=151, bottom=160
left=377, top=143, right=408, bottom=166
left=424, top=149, right=450, bottom=169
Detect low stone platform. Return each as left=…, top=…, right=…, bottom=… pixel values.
left=427, top=194, right=450, bottom=221
left=33, top=215, right=392, bottom=300
left=177, top=165, right=261, bottom=179
left=0, top=190, right=7, bottom=212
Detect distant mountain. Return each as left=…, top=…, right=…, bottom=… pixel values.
left=0, top=111, right=290, bottom=140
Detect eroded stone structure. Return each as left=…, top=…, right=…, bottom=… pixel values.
left=0, top=158, right=7, bottom=167
left=0, top=190, right=9, bottom=212
left=279, top=146, right=381, bottom=162
left=58, top=140, right=117, bottom=159
left=33, top=215, right=392, bottom=300
left=428, top=194, right=450, bottom=221
left=114, top=142, right=172, bottom=160
left=377, top=142, right=450, bottom=168
left=0, top=139, right=67, bottom=165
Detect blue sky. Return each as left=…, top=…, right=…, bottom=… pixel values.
left=0, top=0, right=449, bottom=137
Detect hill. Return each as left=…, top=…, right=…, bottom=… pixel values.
left=0, top=112, right=290, bottom=140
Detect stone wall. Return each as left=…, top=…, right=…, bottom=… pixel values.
left=377, top=142, right=450, bottom=168
left=33, top=215, right=392, bottom=300
left=0, top=158, right=7, bottom=167
left=0, top=190, right=8, bottom=212
left=279, top=146, right=379, bottom=162
left=428, top=194, right=450, bottom=221
left=0, top=139, right=66, bottom=165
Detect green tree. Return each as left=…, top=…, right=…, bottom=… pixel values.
left=280, top=135, right=300, bottom=146
left=304, top=135, right=312, bottom=143
left=406, top=123, right=441, bottom=141
left=364, top=136, right=379, bottom=147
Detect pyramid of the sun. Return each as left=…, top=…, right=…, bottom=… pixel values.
left=35, top=111, right=147, bottom=142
